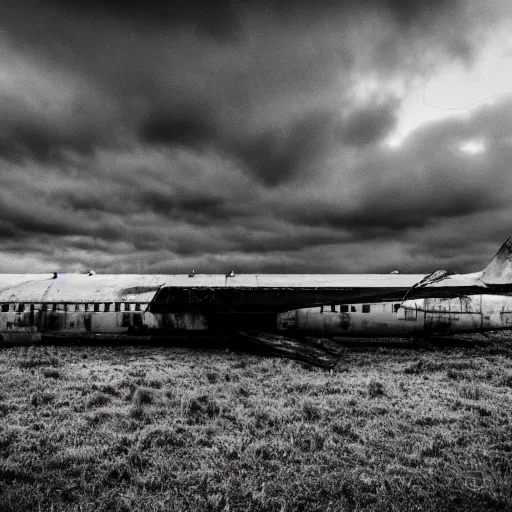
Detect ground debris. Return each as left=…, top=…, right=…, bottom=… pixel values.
left=235, top=330, right=339, bottom=368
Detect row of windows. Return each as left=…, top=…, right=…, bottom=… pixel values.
left=0, top=303, right=148, bottom=313
left=320, top=303, right=402, bottom=314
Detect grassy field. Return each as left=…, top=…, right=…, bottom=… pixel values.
left=1, top=335, right=512, bottom=511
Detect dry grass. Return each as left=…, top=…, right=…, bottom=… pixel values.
left=1, top=334, right=512, bottom=511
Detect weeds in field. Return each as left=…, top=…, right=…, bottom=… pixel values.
left=30, top=391, right=54, bottom=406
left=462, top=454, right=512, bottom=509
left=1, top=338, right=512, bottom=511
left=368, top=379, right=386, bottom=398
left=404, top=359, right=444, bottom=374
left=41, top=368, right=61, bottom=379
left=448, top=368, right=465, bottom=380
left=421, top=433, right=451, bottom=458
left=459, top=385, right=483, bottom=401
left=86, top=392, right=111, bottom=408
left=499, top=374, right=512, bottom=388
left=128, top=387, right=155, bottom=420
left=184, top=394, right=220, bottom=423
left=206, top=370, right=219, bottom=383
left=301, top=399, right=322, bottom=421
left=146, top=378, right=163, bottom=389
left=333, top=421, right=360, bottom=443
left=18, top=345, right=59, bottom=368
left=133, top=387, right=154, bottom=406
left=0, top=403, right=10, bottom=417
left=98, top=384, right=118, bottom=396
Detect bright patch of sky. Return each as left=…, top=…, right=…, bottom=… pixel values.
left=459, top=138, right=486, bottom=154
left=384, top=26, right=512, bottom=148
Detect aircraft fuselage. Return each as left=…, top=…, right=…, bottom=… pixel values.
left=3, top=236, right=512, bottom=344
left=277, top=294, right=512, bottom=337
left=2, top=294, right=512, bottom=345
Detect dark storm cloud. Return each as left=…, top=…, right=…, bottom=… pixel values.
left=141, top=191, right=229, bottom=221
left=380, top=0, right=458, bottom=23
left=140, top=115, right=213, bottom=147
left=139, top=109, right=338, bottom=186
left=140, top=99, right=398, bottom=185
left=238, top=110, right=343, bottom=186
left=0, top=119, right=97, bottom=162
left=0, top=222, right=18, bottom=239
left=43, top=0, right=460, bottom=29
left=341, top=102, right=398, bottom=147
left=0, top=0, right=511, bottom=272
left=296, top=183, right=494, bottom=232
left=0, top=47, right=122, bottom=162
left=45, top=0, right=242, bottom=37
left=0, top=0, right=470, bottom=136
left=267, top=96, right=512, bottom=259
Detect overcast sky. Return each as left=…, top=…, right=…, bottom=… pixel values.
left=1, top=0, right=512, bottom=274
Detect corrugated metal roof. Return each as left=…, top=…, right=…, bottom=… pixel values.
left=0, top=272, right=431, bottom=303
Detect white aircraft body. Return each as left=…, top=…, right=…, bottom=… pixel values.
left=1, top=237, right=512, bottom=345
left=277, top=294, right=512, bottom=337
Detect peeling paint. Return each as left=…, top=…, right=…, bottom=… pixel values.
left=278, top=294, right=512, bottom=337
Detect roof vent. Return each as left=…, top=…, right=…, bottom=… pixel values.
left=390, top=270, right=400, bottom=274
left=88, top=270, right=96, bottom=276
left=226, top=270, right=235, bottom=278
left=53, top=272, right=58, bottom=279
left=188, top=269, right=195, bottom=277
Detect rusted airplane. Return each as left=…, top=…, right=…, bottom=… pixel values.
left=1, top=237, right=512, bottom=345
left=277, top=295, right=512, bottom=338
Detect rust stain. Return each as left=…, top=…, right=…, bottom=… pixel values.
left=121, top=313, right=131, bottom=327
left=133, top=314, right=143, bottom=328
left=339, top=313, right=350, bottom=331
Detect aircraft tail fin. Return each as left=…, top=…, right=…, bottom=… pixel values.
left=480, top=237, right=512, bottom=284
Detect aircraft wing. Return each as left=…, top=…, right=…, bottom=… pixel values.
left=148, top=272, right=491, bottom=313
left=0, top=272, right=490, bottom=313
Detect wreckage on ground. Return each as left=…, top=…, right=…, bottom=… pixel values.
left=1, top=237, right=512, bottom=367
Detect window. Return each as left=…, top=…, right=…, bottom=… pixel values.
left=393, top=303, right=401, bottom=313
left=30, top=304, right=34, bottom=312
left=135, top=303, right=141, bottom=311
left=320, top=305, right=324, bottom=313
left=331, top=304, right=336, bottom=312
left=75, top=304, right=80, bottom=312
left=351, top=306, right=356, bottom=312
left=115, top=303, right=121, bottom=312
left=94, top=303, right=100, bottom=312
left=18, top=303, right=25, bottom=312
left=85, top=303, right=89, bottom=312
left=340, top=305, right=349, bottom=313
left=405, top=308, right=417, bottom=321
left=124, top=303, right=130, bottom=312
left=52, top=303, right=57, bottom=311
left=362, top=304, right=371, bottom=313
left=1, top=304, right=8, bottom=312
left=104, top=303, right=111, bottom=312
